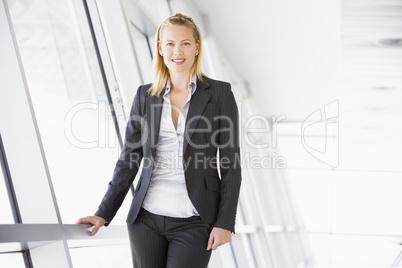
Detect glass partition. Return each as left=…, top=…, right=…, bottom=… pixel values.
left=128, top=22, right=153, bottom=84
left=69, top=243, right=131, bottom=268
left=0, top=253, right=25, bottom=268
left=0, top=157, right=14, bottom=224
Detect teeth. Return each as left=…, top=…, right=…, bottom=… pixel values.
left=173, top=59, right=184, bottom=62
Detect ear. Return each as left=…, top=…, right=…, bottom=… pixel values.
left=195, top=41, right=200, bottom=54
left=158, top=41, right=163, bottom=56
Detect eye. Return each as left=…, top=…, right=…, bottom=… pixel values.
left=183, top=42, right=190, bottom=46
left=166, top=43, right=174, bottom=46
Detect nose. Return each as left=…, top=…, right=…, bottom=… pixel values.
left=174, top=46, right=182, bottom=55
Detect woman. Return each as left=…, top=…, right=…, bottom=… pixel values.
left=77, top=13, right=241, bottom=268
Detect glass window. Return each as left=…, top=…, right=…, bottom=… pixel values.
left=0, top=253, right=25, bottom=268
left=231, top=234, right=257, bottom=268
left=269, top=233, right=293, bottom=268
left=7, top=0, right=132, bottom=224
left=0, top=157, right=14, bottom=224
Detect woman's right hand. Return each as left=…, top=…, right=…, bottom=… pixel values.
left=76, top=216, right=106, bottom=236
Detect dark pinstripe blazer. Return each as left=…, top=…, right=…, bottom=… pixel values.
left=95, top=76, right=241, bottom=233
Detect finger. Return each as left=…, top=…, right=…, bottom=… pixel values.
left=77, top=217, right=99, bottom=227
left=212, top=239, right=221, bottom=250
left=207, top=232, right=214, bottom=250
left=91, top=225, right=100, bottom=236
left=75, top=217, right=90, bottom=224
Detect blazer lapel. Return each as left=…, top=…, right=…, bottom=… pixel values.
left=146, top=88, right=165, bottom=159
left=183, top=78, right=211, bottom=155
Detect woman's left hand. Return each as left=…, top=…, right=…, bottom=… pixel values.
left=206, top=227, right=232, bottom=250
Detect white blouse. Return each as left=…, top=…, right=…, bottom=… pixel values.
left=142, top=74, right=199, bottom=217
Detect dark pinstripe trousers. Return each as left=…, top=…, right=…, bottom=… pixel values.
left=127, top=208, right=213, bottom=268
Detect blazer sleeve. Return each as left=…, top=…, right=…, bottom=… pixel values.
left=95, top=85, right=144, bottom=225
left=214, top=83, right=242, bottom=233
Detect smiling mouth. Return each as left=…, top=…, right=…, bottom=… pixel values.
left=172, top=59, right=185, bottom=63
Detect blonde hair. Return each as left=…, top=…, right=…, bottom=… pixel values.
left=148, top=13, right=206, bottom=96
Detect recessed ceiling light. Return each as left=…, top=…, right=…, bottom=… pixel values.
left=365, top=106, right=386, bottom=111
left=372, top=86, right=392, bottom=90
left=375, top=39, right=402, bottom=47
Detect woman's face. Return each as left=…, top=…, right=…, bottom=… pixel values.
left=159, top=25, right=199, bottom=75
